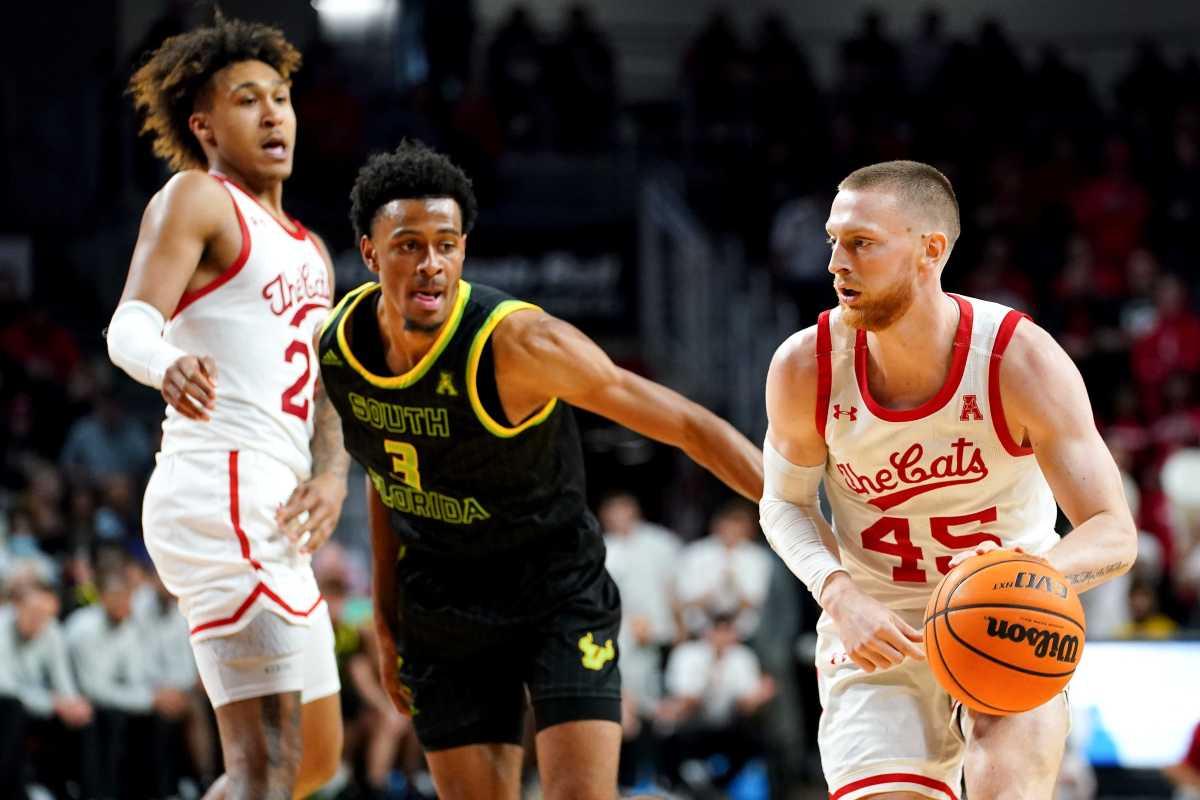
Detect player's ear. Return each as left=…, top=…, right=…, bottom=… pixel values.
left=188, top=111, right=216, bottom=148
left=360, top=235, right=380, bottom=274
left=922, top=231, right=949, bottom=272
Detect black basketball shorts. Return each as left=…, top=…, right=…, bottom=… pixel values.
left=395, top=564, right=622, bottom=751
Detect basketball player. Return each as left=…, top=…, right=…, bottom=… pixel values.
left=106, top=16, right=346, bottom=799
left=760, top=160, right=1138, bottom=799
left=316, top=141, right=762, bottom=800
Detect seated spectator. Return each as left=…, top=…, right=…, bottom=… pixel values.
left=66, top=562, right=185, bottom=799
left=675, top=500, right=772, bottom=638
left=599, top=491, right=682, bottom=787
left=1114, top=578, right=1178, bottom=639
left=0, top=565, right=91, bottom=796
left=59, top=390, right=151, bottom=485
left=656, top=612, right=776, bottom=793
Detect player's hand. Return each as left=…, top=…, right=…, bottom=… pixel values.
left=945, top=543, right=1048, bottom=571
left=162, top=354, right=218, bottom=421
left=374, top=624, right=414, bottom=716
left=153, top=687, right=190, bottom=719
left=276, top=472, right=348, bottom=554
left=821, top=573, right=924, bottom=673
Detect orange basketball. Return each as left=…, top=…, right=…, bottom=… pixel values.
left=923, top=549, right=1086, bottom=715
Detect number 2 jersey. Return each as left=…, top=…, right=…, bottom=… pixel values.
left=818, top=294, right=1060, bottom=611
left=158, top=173, right=331, bottom=479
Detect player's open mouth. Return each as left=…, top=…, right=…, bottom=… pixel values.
left=838, top=286, right=861, bottom=304
left=412, top=290, right=442, bottom=311
left=262, top=136, right=288, bottom=161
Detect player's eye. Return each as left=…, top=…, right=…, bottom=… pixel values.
left=826, top=236, right=836, bottom=247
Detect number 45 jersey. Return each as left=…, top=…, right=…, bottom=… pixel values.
left=817, top=294, right=1060, bottom=611
left=159, top=174, right=331, bottom=480
left=316, top=279, right=595, bottom=560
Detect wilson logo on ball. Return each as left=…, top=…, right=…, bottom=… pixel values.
left=992, top=570, right=1069, bottom=599
left=984, top=616, right=1080, bottom=663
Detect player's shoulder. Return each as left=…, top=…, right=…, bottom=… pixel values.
left=143, top=170, right=229, bottom=227
left=1002, top=316, right=1073, bottom=378
left=767, top=323, right=821, bottom=389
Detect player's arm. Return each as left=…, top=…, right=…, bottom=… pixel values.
left=366, top=477, right=412, bottom=715
left=276, top=234, right=350, bottom=554
left=494, top=310, right=762, bottom=501
left=106, top=171, right=229, bottom=419
left=1001, top=322, right=1138, bottom=591
left=762, top=327, right=923, bottom=672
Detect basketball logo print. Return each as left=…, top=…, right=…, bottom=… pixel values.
left=924, top=549, right=1086, bottom=715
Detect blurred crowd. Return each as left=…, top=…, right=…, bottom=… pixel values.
left=4, top=2, right=1200, bottom=799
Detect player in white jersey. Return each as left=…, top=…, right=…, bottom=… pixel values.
left=106, top=15, right=347, bottom=799
left=760, top=161, right=1137, bottom=800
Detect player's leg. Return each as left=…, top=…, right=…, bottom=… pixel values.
left=814, top=613, right=963, bottom=800
left=425, top=743, right=525, bottom=799
left=535, top=718, right=622, bottom=800
left=293, top=602, right=343, bottom=797
left=962, top=694, right=1069, bottom=800
left=527, top=567, right=623, bottom=800
left=211, top=692, right=303, bottom=799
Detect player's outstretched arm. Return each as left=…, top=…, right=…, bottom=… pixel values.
left=493, top=310, right=762, bottom=501
left=999, top=321, right=1138, bottom=591
left=763, top=328, right=924, bottom=672
left=107, top=171, right=229, bottom=418
left=276, top=236, right=349, bottom=554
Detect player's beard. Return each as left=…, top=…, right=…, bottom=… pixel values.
left=838, top=269, right=918, bottom=332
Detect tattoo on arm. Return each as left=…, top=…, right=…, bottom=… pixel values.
left=311, top=376, right=350, bottom=482
left=1066, top=560, right=1127, bottom=586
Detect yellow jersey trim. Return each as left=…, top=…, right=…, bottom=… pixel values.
left=320, top=281, right=373, bottom=338
left=337, top=280, right=472, bottom=389
left=466, top=300, right=557, bottom=438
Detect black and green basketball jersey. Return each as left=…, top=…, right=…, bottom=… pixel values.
left=317, top=280, right=597, bottom=559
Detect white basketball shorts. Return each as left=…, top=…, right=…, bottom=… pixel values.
left=143, top=449, right=323, bottom=642
left=192, top=601, right=340, bottom=708
left=815, top=608, right=966, bottom=800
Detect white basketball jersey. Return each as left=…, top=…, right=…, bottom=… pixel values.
left=159, top=174, right=331, bottom=479
left=818, top=294, right=1060, bottom=611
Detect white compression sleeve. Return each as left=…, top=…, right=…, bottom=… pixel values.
left=105, top=300, right=187, bottom=390
left=759, top=438, right=848, bottom=606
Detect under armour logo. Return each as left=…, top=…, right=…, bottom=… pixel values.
left=833, top=404, right=858, bottom=421
left=960, top=394, right=984, bottom=422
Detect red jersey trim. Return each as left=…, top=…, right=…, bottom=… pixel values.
left=854, top=293, right=973, bottom=422
left=830, top=771, right=959, bottom=800
left=189, top=584, right=324, bottom=635
left=816, top=310, right=833, bottom=438
left=172, top=177, right=252, bottom=319
left=228, top=451, right=264, bottom=571
left=212, top=172, right=308, bottom=240
left=989, top=309, right=1034, bottom=456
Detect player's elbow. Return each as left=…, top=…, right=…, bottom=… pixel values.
left=1109, top=510, right=1139, bottom=573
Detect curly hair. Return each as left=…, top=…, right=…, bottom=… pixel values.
left=128, top=12, right=301, bottom=172
left=350, top=141, right=479, bottom=240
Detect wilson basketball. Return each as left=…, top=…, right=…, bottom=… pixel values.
left=923, top=549, right=1086, bottom=715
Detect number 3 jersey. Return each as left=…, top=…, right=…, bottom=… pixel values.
left=159, top=174, right=331, bottom=479
left=817, top=294, right=1060, bottom=611
left=316, top=280, right=597, bottom=560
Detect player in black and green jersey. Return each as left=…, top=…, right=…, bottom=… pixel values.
left=313, top=141, right=762, bottom=799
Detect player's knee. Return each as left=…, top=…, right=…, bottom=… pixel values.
left=965, top=747, right=1055, bottom=800
left=541, top=778, right=616, bottom=800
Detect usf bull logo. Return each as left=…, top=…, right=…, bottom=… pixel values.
left=578, top=632, right=615, bottom=671
left=985, top=616, right=1080, bottom=664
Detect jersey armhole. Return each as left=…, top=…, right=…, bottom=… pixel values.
left=172, top=176, right=251, bottom=319
left=815, top=310, right=833, bottom=440
left=467, top=301, right=558, bottom=438
left=989, top=309, right=1035, bottom=457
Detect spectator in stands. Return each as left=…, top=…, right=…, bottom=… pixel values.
left=1115, top=578, right=1178, bottom=639
left=66, top=562, right=186, bottom=799
left=1072, top=135, right=1151, bottom=286
left=0, top=565, right=91, bottom=797
left=599, top=491, right=682, bottom=787
left=675, top=500, right=772, bottom=639
left=0, top=308, right=81, bottom=385
left=59, top=390, right=152, bottom=485
left=547, top=5, right=617, bottom=151
left=656, top=611, right=775, bottom=793
left=1131, top=274, right=1200, bottom=415
left=486, top=5, right=553, bottom=149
